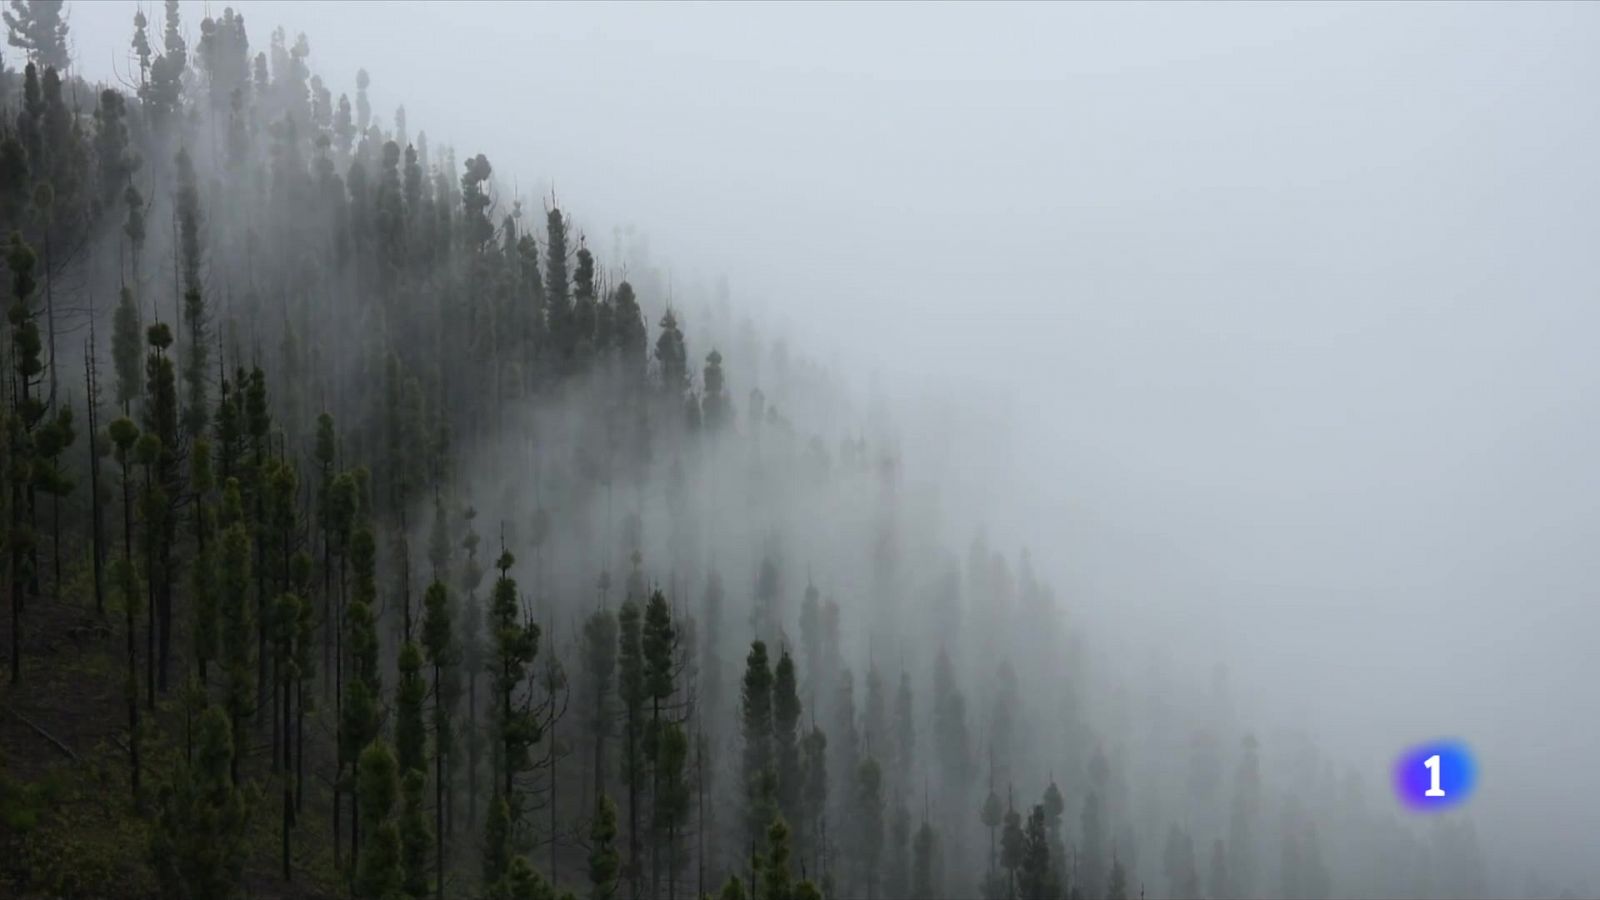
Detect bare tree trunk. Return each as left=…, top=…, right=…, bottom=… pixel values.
left=435, top=658, right=446, bottom=900
left=86, top=344, right=106, bottom=616
left=120, top=458, right=141, bottom=803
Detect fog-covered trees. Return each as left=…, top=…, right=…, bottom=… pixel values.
left=4, top=0, right=69, bottom=71
left=0, top=9, right=1506, bottom=900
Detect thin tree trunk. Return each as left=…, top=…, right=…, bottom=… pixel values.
left=296, top=680, right=305, bottom=813
left=50, top=492, right=60, bottom=604
left=502, top=663, right=512, bottom=800
left=144, top=468, right=156, bottom=711
left=697, top=741, right=705, bottom=900
left=333, top=555, right=344, bottom=867
left=628, top=705, right=640, bottom=900
left=8, top=540, right=18, bottom=685
left=651, top=696, right=660, bottom=900
left=121, top=461, right=140, bottom=806
left=669, top=824, right=678, bottom=900
left=283, top=658, right=293, bottom=882
left=435, top=659, right=446, bottom=900
left=468, top=668, right=479, bottom=828
left=322, top=511, right=331, bottom=702
left=551, top=711, right=558, bottom=886
left=156, top=538, right=172, bottom=694
left=351, top=790, right=360, bottom=868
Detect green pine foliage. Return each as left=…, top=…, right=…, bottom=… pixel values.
left=397, top=641, right=428, bottom=775
left=589, top=793, right=621, bottom=900
left=149, top=705, right=252, bottom=899
left=488, top=550, right=539, bottom=811
left=739, top=640, right=775, bottom=853
left=356, top=739, right=403, bottom=899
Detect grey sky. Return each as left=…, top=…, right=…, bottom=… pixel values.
left=70, top=1, right=1600, bottom=887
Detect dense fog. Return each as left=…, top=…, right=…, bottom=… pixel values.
left=0, top=2, right=1592, bottom=898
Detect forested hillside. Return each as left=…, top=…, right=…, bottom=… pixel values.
left=0, top=3, right=1495, bottom=899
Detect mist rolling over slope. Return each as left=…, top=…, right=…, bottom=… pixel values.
left=0, top=1, right=1593, bottom=898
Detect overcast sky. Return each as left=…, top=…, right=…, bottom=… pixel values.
left=70, top=1, right=1600, bottom=886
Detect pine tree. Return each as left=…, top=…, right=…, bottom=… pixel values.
left=343, top=520, right=383, bottom=864
left=1105, top=851, right=1127, bottom=900
left=896, top=666, right=921, bottom=784
left=1041, top=780, right=1064, bottom=874
left=32, top=402, right=73, bottom=608
left=491, top=855, right=557, bottom=900
left=316, top=415, right=338, bottom=695
left=334, top=93, right=355, bottom=157
left=642, top=586, right=679, bottom=896
left=797, top=580, right=824, bottom=711
left=611, top=281, right=646, bottom=383
left=142, top=322, right=179, bottom=693
left=488, top=550, right=539, bottom=812
left=1001, top=793, right=1025, bottom=900
left=485, top=796, right=513, bottom=887
left=269, top=588, right=300, bottom=881
left=982, top=780, right=1004, bottom=893
left=323, top=471, right=356, bottom=856
left=422, top=580, right=457, bottom=899
left=398, top=641, right=428, bottom=774
left=141, top=1, right=186, bottom=123
left=932, top=647, right=974, bottom=793
left=292, top=555, right=316, bottom=816
left=654, top=721, right=691, bottom=900
left=112, top=287, right=143, bottom=414
left=698, top=570, right=724, bottom=725
left=830, top=671, right=860, bottom=867
left=655, top=309, right=687, bottom=398
left=717, top=874, right=748, bottom=900
left=354, top=66, right=372, bottom=134
left=854, top=757, right=886, bottom=899
left=109, top=416, right=143, bottom=802
left=740, top=640, right=776, bottom=854
left=772, top=649, right=803, bottom=833
left=189, top=440, right=217, bottom=681
left=764, top=816, right=795, bottom=900
left=1019, top=805, right=1060, bottom=900
left=591, top=793, right=621, bottom=900
left=149, top=705, right=253, bottom=900
left=93, top=87, right=136, bottom=218
left=7, top=231, right=43, bottom=685
left=458, top=505, right=487, bottom=829
left=545, top=208, right=572, bottom=363
left=617, top=598, right=646, bottom=900
left=401, top=769, right=432, bottom=899
left=700, top=350, right=729, bottom=431
left=3, top=0, right=69, bottom=71
left=175, top=147, right=209, bottom=439
left=356, top=739, right=404, bottom=899
left=573, top=243, right=597, bottom=359
left=583, top=606, right=619, bottom=804
left=133, top=431, right=162, bottom=709
left=800, top=725, right=828, bottom=880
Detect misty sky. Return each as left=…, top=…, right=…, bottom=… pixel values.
left=70, top=1, right=1600, bottom=886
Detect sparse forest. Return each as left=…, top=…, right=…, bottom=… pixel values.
left=0, top=3, right=1498, bottom=899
